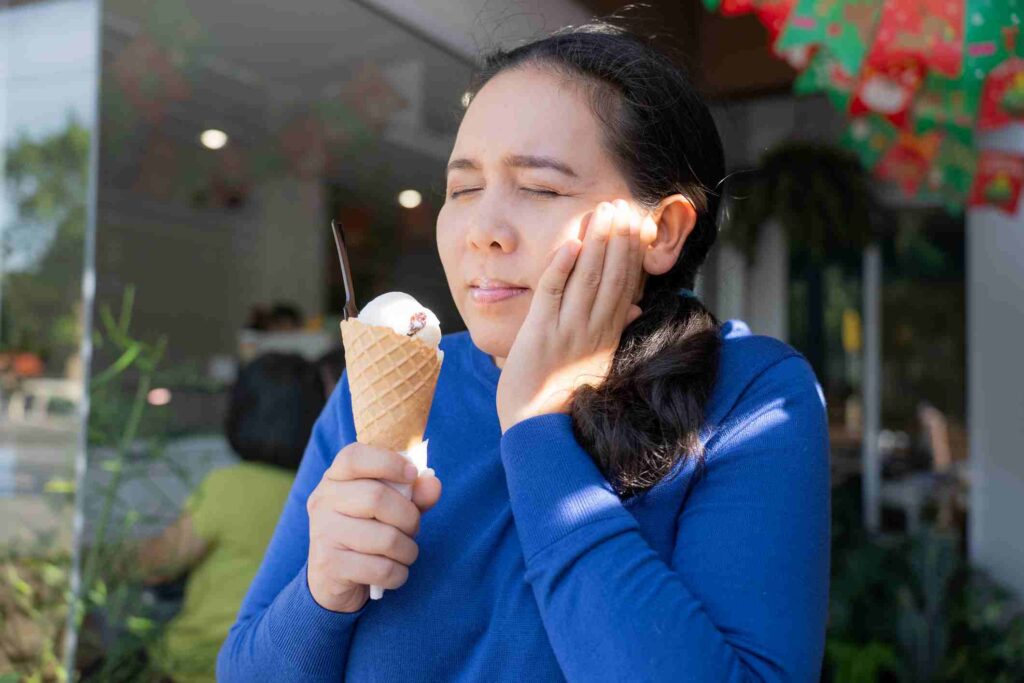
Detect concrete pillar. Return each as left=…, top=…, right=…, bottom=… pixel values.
left=237, top=177, right=327, bottom=324
left=862, top=243, right=882, bottom=533
left=715, top=243, right=748, bottom=323
left=967, top=124, right=1024, bottom=598
left=745, top=220, right=789, bottom=341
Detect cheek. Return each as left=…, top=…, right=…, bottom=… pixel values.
left=435, top=211, right=459, bottom=278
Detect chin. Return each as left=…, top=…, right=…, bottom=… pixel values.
left=465, top=317, right=518, bottom=360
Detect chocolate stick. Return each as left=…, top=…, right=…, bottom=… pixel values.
left=331, top=219, right=360, bottom=320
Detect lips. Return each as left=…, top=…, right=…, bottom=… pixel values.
left=469, top=277, right=528, bottom=290
left=468, top=277, right=529, bottom=304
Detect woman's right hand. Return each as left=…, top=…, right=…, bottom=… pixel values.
left=306, top=442, right=442, bottom=613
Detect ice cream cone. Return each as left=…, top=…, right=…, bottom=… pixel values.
left=340, top=298, right=444, bottom=601
left=340, top=318, right=443, bottom=453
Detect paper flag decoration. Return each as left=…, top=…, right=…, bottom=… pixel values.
left=969, top=149, right=1024, bottom=214
left=708, top=0, right=1024, bottom=209
left=979, top=29, right=1024, bottom=130
left=874, top=129, right=944, bottom=195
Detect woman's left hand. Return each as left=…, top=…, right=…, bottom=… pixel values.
left=496, top=199, right=648, bottom=434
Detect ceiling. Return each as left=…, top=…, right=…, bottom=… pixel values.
left=97, top=0, right=798, bottom=211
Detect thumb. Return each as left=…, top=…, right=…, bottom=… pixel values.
left=411, top=468, right=441, bottom=514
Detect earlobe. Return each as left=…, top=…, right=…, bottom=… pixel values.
left=642, top=195, right=697, bottom=276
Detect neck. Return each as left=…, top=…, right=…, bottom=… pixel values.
left=491, top=354, right=505, bottom=370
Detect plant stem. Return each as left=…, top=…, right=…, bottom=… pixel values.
left=78, top=369, right=152, bottom=615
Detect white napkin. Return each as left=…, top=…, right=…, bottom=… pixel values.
left=370, top=438, right=430, bottom=600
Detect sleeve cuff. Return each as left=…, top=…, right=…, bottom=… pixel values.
left=265, top=561, right=368, bottom=676
left=500, top=412, right=627, bottom=561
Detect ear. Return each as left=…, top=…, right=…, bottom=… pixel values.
left=641, top=194, right=697, bottom=276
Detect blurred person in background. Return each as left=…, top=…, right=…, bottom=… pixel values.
left=266, top=302, right=304, bottom=331
left=136, top=352, right=325, bottom=683
left=243, top=301, right=304, bottom=332
left=315, top=346, right=346, bottom=399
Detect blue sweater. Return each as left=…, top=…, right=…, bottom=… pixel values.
left=218, top=320, right=830, bottom=682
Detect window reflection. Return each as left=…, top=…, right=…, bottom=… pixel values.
left=1, top=0, right=99, bottom=679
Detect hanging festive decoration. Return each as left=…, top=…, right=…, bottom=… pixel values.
left=979, top=29, right=1024, bottom=130
left=969, top=149, right=1024, bottom=214
left=704, top=0, right=1024, bottom=211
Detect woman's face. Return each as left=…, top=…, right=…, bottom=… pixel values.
left=437, top=66, right=648, bottom=366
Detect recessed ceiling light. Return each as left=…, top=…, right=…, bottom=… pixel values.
left=147, top=388, right=172, bottom=406
left=200, top=129, right=228, bottom=150
left=398, top=189, right=422, bottom=209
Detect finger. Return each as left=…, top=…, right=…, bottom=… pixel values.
left=411, top=470, right=442, bottom=515
left=328, top=514, right=420, bottom=566
left=590, top=199, right=636, bottom=327
left=319, top=478, right=421, bottom=537
left=528, top=237, right=582, bottom=324
left=325, top=442, right=419, bottom=485
left=624, top=207, right=644, bottom=313
left=334, top=549, right=409, bottom=590
left=560, top=205, right=611, bottom=326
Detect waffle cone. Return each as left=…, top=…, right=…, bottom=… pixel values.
left=340, top=318, right=443, bottom=453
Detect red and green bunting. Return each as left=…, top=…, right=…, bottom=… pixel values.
left=705, top=0, right=1024, bottom=214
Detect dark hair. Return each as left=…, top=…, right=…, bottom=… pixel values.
left=269, top=302, right=304, bottom=328
left=315, top=346, right=347, bottom=399
left=225, top=353, right=325, bottom=470
left=465, top=21, right=724, bottom=500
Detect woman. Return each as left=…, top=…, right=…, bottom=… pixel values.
left=140, top=353, right=324, bottom=682
left=219, top=22, right=829, bottom=682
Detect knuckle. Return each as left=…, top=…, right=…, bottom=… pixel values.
left=375, top=556, right=395, bottom=583
left=385, top=525, right=403, bottom=552
left=581, top=270, right=603, bottom=288
left=542, top=282, right=564, bottom=297
left=387, top=561, right=409, bottom=588
left=370, top=482, right=387, bottom=509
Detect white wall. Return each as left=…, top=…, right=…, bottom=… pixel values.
left=967, top=123, right=1024, bottom=598
left=359, top=0, right=593, bottom=59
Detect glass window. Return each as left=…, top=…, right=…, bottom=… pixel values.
left=0, top=0, right=100, bottom=678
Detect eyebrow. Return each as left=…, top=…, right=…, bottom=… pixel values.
left=446, top=154, right=579, bottom=179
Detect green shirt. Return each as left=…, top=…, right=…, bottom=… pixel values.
left=153, top=462, right=294, bottom=683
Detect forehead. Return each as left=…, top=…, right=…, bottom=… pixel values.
left=452, top=67, right=609, bottom=170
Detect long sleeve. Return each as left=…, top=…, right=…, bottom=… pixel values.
left=499, top=355, right=830, bottom=682
left=217, top=370, right=369, bottom=682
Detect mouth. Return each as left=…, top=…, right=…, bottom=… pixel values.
left=468, top=278, right=530, bottom=304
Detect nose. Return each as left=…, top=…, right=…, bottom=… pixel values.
left=465, top=195, right=517, bottom=253
left=466, top=223, right=517, bottom=253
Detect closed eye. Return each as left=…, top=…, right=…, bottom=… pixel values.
left=448, top=188, right=560, bottom=199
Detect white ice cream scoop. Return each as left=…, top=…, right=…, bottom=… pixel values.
left=357, top=292, right=442, bottom=350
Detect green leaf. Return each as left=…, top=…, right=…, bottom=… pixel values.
left=43, top=477, right=76, bottom=494
left=126, top=615, right=156, bottom=635
left=90, top=342, right=142, bottom=388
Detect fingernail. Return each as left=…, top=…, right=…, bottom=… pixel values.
left=425, top=467, right=436, bottom=478
left=405, top=464, right=418, bottom=481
